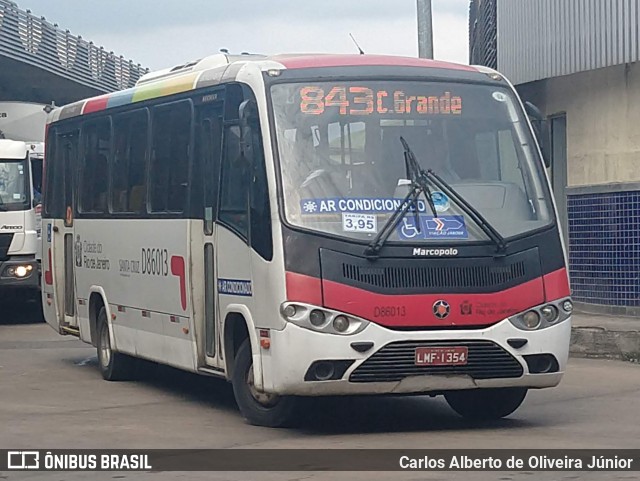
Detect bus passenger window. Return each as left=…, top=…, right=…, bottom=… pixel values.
left=80, top=120, right=111, bottom=214
left=150, top=101, right=192, bottom=213
left=111, top=110, right=148, bottom=213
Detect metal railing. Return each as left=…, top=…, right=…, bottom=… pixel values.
left=0, top=0, right=148, bottom=93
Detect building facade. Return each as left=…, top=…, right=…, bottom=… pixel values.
left=470, top=0, right=640, bottom=315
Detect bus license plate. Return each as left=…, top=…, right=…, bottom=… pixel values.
left=415, top=347, right=468, bottom=366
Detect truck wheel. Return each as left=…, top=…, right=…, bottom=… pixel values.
left=231, top=339, right=298, bottom=427
left=96, top=307, right=135, bottom=381
left=445, top=387, right=528, bottom=421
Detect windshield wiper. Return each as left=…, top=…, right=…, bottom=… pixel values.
left=365, top=137, right=508, bottom=258
left=424, top=169, right=508, bottom=255
left=364, top=137, right=438, bottom=258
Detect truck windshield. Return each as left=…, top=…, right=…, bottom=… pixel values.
left=270, top=80, right=554, bottom=244
left=0, top=158, right=29, bottom=211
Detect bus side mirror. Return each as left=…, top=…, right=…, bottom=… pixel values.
left=525, top=101, right=551, bottom=168
left=239, top=99, right=259, bottom=165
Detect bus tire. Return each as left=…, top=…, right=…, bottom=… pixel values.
left=444, top=387, right=528, bottom=421
left=231, top=339, right=298, bottom=427
left=96, top=307, right=134, bottom=381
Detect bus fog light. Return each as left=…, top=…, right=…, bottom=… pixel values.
left=562, top=300, right=573, bottom=313
left=522, top=310, right=541, bottom=329
left=282, top=304, right=297, bottom=318
left=540, top=305, right=559, bottom=323
left=332, top=316, right=350, bottom=333
left=309, top=310, right=326, bottom=327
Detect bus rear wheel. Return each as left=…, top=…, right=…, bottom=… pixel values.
left=444, top=387, right=528, bottom=421
left=231, top=339, right=298, bottom=427
left=96, top=307, right=135, bottom=381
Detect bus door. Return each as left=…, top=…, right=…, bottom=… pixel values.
left=45, top=130, right=79, bottom=333
left=198, top=101, right=224, bottom=368
left=30, top=152, right=43, bottom=261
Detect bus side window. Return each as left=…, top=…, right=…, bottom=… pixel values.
left=80, top=119, right=111, bottom=214
left=150, top=101, right=192, bottom=214
left=111, top=110, right=149, bottom=214
left=249, top=118, right=272, bottom=261
left=45, top=129, right=78, bottom=220
left=44, top=129, right=59, bottom=216
left=219, top=125, right=248, bottom=238
left=31, top=157, right=43, bottom=205
left=196, top=108, right=223, bottom=235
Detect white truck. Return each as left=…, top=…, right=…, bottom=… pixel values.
left=0, top=102, right=47, bottom=298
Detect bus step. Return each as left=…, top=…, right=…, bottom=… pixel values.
left=60, top=325, right=80, bottom=337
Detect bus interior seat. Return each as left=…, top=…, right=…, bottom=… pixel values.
left=129, top=185, right=146, bottom=212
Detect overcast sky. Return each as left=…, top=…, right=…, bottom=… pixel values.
left=18, top=0, right=470, bottom=71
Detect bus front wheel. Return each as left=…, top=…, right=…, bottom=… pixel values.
left=231, top=339, right=298, bottom=427
left=444, top=387, right=528, bottom=421
left=96, top=307, right=135, bottom=381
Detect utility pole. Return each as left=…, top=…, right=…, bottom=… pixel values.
left=417, top=0, right=434, bottom=59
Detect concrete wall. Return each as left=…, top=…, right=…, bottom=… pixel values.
left=518, top=62, right=640, bottom=187
left=517, top=62, right=640, bottom=314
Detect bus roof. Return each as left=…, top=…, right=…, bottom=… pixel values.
left=49, top=53, right=491, bottom=123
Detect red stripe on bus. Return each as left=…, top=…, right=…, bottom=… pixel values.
left=543, top=267, right=571, bottom=300
left=170, top=255, right=187, bottom=311
left=277, top=54, right=477, bottom=72
left=321, top=277, right=545, bottom=328
left=44, top=248, right=53, bottom=286
left=83, top=96, right=109, bottom=114
left=285, top=271, right=322, bottom=305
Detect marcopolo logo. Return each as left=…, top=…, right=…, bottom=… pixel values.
left=412, top=247, right=459, bottom=257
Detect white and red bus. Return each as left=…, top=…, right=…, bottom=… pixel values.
left=42, top=53, right=572, bottom=427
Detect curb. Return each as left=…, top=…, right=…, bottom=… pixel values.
left=570, top=325, right=640, bottom=363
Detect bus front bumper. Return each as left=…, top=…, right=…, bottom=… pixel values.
left=0, top=258, right=40, bottom=289
left=261, top=316, right=571, bottom=397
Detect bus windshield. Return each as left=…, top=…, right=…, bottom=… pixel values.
left=271, top=80, right=554, bottom=244
left=0, top=158, right=29, bottom=211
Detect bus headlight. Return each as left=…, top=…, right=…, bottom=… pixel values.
left=540, top=305, right=559, bottom=323
left=332, top=315, right=350, bottom=333
left=508, top=298, right=572, bottom=331
left=522, top=311, right=541, bottom=330
left=280, top=302, right=369, bottom=335
left=309, top=310, right=326, bottom=327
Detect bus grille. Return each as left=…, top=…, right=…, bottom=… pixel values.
left=349, top=340, right=523, bottom=383
left=320, top=247, right=541, bottom=294
left=342, top=261, right=526, bottom=290
left=0, top=234, right=13, bottom=261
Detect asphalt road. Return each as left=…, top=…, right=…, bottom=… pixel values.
left=1, top=299, right=639, bottom=481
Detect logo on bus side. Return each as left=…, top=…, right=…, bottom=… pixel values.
left=75, top=235, right=83, bottom=267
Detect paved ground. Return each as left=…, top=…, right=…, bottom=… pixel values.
left=1, top=300, right=640, bottom=481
